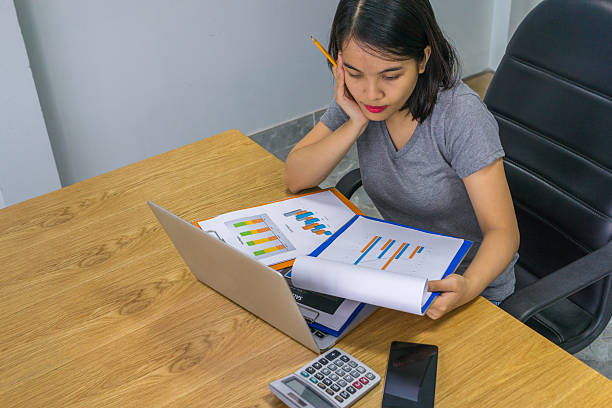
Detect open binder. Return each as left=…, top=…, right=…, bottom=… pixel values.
left=194, top=190, right=471, bottom=338
left=289, top=214, right=472, bottom=335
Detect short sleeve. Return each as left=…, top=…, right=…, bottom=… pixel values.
left=444, top=93, right=504, bottom=179
left=320, top=98, right=349, bottom=131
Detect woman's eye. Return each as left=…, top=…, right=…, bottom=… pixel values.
left=347, top=72, right=362, bottom=78
left=383, top=75, right=400, bottom=80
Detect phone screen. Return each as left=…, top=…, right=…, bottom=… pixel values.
left=382, top=341, right=438, bottom=408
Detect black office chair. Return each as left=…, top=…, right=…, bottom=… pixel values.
left=335, top=0, right=612, bottom=354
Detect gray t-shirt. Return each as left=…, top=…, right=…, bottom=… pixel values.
left=320, top=81, right=516, bottom=301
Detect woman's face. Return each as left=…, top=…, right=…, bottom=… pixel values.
left=341, top=39, right=430, bottom=122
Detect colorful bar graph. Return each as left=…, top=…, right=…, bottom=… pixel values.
left=296, top=212, right=314, bottom=220
left=378, top=239, right=395, bottom=259
left=233, top=219, right=263, bottom=227
left=253, top=244, right=286, bottom=256
left=226, top=213, right=295, bottom=260
left=396, top=243, right=410, bottom=259
left=285, top=207, right=334, bottom=236
left=361, top=236, right=380, bottom=253
left=355, top=236, right=381, bottom=265
left=283, top=209, right=302, bottom=217
left=303, top=223, right=319, bottom=230
left=240, top=227, right=271, bottom=236
left=409, top=246, right=422, bottom=259
left=246, top=236, right=278, bottom=246
left=382, top=243, right=407, bottom=270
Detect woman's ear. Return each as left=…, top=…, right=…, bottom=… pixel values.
left=419, top=45, right=432, bottom=74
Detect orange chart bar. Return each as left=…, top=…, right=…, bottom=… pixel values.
left=233, top=219, right=263, bottom=227
left=362, top=236, right=380, bottom=253
left=409, top=246, right=422, bottom=259
left=381, top=239, right=393, bottom=251
left=253, top=245, right=285, bottom=256
left=302, top=223, right=320, bottom=230
left=240, top=227, right=271, bottom=236
left=382, top=243, right=407, bottom=270
left=247, top=236, right=278, bottom=246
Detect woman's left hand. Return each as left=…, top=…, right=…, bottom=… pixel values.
left=425, top=275, right=475, bottom=319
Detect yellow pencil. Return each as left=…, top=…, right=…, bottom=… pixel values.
left=311, top=36, right=337, bottom=68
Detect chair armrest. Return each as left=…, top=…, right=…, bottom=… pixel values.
left=500, top=241, right=612, bottom=322
left=335, top=168, right=362, bottom=199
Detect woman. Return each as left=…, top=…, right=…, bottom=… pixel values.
left=285, top=0, right=519, bottom=319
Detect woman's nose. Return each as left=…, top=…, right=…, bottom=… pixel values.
left=365, top=80, right=384, bottom=101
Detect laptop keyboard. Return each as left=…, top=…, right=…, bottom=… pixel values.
left=310, top=326, right=327, bottom=339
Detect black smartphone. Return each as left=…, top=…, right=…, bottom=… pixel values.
left=381, top=341, right=438, bottom=408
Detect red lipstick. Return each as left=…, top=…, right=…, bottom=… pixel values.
left=364, top=104, right=388, bottom=113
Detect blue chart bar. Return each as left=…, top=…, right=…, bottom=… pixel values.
left=378, top=240, right=396, bottom=259
left=396, top=243, right=410, bottom=259
left=305, top=218, right=319, bottom=225
left=313, top=225, right=325, bottom=231
left=296, top=212, right=314, bottom=220
left=354, top=237, right=381, bottom=265
left=418, top=247, right=424, bottom=253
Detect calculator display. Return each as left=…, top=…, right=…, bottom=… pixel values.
left=284, top=378, right=334, bottom=408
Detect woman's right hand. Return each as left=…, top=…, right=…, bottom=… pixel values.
left=333, top=53, right=369, bottom=130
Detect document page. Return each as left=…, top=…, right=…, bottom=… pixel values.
left=291, top=216, right=471, bottom=315
left=196, top=190, right=356, bottom=267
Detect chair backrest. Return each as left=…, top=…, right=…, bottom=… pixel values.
left=484, top=0, right=612, bottom=314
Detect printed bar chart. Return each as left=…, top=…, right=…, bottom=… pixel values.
left=354, top=235, right=426, bottom=269
left=240, top=227, right=271, bottom=236
left=224, top=214, right=295, bottom=259
left=233, top=219, right=263, bottom=227
left=355, top=236, right=381, bottom=265
left=284, top=209, right=333, bottom=236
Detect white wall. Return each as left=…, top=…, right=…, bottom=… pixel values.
left=14, top=0, right=514, bottom=188
left=431, top=0, right=496, bottom=76
left=509, top=0, right=543, bottom=39
left=15, top=0, right=338, bottom=186
left=0, top=0, right=61, bottom=207
left=489, top=0, right=512, bottom=70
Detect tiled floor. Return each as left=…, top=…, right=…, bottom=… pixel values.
left=248, top=73, right=612, bottom=380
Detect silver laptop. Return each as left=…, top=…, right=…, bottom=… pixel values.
left=148, top=201, right=376, bottom=353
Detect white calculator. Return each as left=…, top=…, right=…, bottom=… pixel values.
left=269, top=347, right=381, bottom=408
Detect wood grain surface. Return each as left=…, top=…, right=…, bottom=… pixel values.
left=1, top=130, right=610, bottom=407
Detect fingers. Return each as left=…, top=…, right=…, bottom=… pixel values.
left=425, top=294, right=451, bottom=320
left=428, top=279, right=454, bottom=293
left=333, top=54, right=345, bottom=100
left=426, top=308, right=443, bottom=320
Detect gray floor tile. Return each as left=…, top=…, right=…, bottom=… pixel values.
left=273, top=145, right=294, bottom=162
left=574, top=319, right=612, bottom=379
left=319, top=155, right=359, bottom=189
left=314, top=108, right=326, bottom=124
left=249, top=114, right=314, bottom=154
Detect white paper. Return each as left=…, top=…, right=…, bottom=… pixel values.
left=292, top=256, right=427, bottom=314
left=291, top=216, right=469, bottom=315
left=196, top=190, right=356, bottom=267
left=319, top=216, right=465, bottom=280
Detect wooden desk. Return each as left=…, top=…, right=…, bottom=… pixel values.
left=1, top=130, right=610, bottom=407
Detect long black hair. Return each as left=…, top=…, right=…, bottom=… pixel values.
left=328, top=0, right=460, bottom=123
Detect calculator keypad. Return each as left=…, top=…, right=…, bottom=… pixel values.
left=294, top=347, right=380, bottom=407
